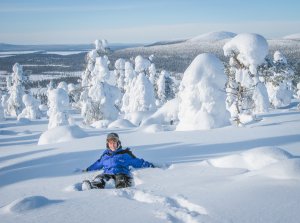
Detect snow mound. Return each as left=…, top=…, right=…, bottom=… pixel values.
left=188, top=31, right=237, bottom=42
left=141, top=98, right=179, bottom=127
left=108, top=119, right=136, bottom=129
left=208, top=146, right=293, bottom=171
left=17, top=117, right=31, bottom=124
left=253, top=159, right=300, bottom=180
left=91, top=119, right=111, bottom=129
left=2, top=196, right=62, bottom=213
left=38, top=125, right=88, bottom=145
left=283, top=33, right=300, bottom=40
left=124, top=111, right=154, bottom=126
left=140, top=124, right=164, bottom=133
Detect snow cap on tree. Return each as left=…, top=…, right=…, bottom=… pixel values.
left=223, top=33, right=268, bottom=74
left=273, top=51, right=287, bottom=64
left=135, top=55, right=151, bottom=73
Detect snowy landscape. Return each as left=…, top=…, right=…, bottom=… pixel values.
left=1, top=31, right=300, bottom=223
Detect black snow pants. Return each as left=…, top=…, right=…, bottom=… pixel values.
left=91, top=173, right=133, bottom=189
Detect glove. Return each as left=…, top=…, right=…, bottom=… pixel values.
left=82, top=169, right=88, bottom=172
left=149, top=163, right=155, bottom=168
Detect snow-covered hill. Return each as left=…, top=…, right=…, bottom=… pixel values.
left=1, top=102, right=300, bottom=223
left=283, top=33, right=300, bottom=41
left=188, top=31, right=237, bottom=42
left=115, top=32, right=300, bottom=74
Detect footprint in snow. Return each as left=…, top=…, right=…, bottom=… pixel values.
left=115, top=189, right=208, bottom=223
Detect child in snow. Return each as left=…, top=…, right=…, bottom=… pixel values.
left=82, top=132, right=154, bottom=189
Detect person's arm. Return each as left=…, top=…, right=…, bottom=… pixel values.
left=85, top=155, right=104, bottom=172
left=125, top=150, right=154, bottom=168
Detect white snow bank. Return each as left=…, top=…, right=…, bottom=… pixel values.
left=208, top=146, right=293, bottom=171
left=188, top=31, right=236, bottom=42
left=223, top=33, right=268, bottom=74
left=124, top=111, right=154, bottom=126
left=91, top=119, right=111, bottom=129
left=140, top=124, right=165, bottom=133
left=140, top=98, right=179, bottom=127
left=2, top=196, right=62, bottom=213
left=38, top=125, right=88, bottom=145
left=108, top=119, right=136, bottom=129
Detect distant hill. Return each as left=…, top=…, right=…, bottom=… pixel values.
left=188, top=31, right=237, bottom=42
left=283, top=33, right=300, bottom=41
left=0, top=43, right=142, bottom=52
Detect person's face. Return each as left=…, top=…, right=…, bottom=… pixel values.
left=107, top=139, right=118, bottom=151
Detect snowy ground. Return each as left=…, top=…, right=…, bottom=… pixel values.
left=1, top=103, right=300, bottom=223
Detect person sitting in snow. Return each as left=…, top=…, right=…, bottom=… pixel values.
left=82, top=132, right=154, bottom=189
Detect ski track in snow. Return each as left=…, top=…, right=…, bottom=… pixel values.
left=114, top=188, right=208, bottom=223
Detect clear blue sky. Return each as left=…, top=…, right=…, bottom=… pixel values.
left=0, top=0, right=299, bottom=44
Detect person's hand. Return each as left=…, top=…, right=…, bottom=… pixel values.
left=82, top=169, right=88, bottom=172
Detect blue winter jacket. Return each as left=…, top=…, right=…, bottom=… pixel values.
left=86, top=147, right=154, bottom=176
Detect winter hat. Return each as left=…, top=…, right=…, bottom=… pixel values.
left=106, top=132, right=122, bottom=149
left=106, top=132, right=119, bottom=142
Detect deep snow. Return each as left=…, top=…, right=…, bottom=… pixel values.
left=1, top=102, right=300, bottom=223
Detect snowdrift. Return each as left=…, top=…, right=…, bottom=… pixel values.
left=207, top=146, right=300, bottom=179
left=2, top=196, right=62, bottom=213
left=38, top=125, right=88, bottom=145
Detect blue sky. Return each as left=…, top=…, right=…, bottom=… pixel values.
left=0, top=0, right=299, bottom=44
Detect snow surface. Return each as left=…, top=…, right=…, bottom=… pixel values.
left=1, top=103, right=300, bottom=223
left=188, top=31, right=237, bottom=42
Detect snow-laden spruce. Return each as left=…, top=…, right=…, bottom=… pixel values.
left=47, top=88, right=70, bottom=130
left=17, top=94, right=41, bottom=120
left=156, top=70, right=175, bottom=107
left=0, top=91, right=5, bottom=121
left=176, top=53, right=230, bottom=131
left=265, top=51, right=294, bottom=108
left=135, top=55, right=151, bottom=73
left=80, top=40, right=121, bottom=124
left=115, top=58, right=126, bottom=92
left=224, top=33, right=270, bottom=123
left=122, top=72, right=156, bottom=114
left=6, top=63, right=25, bottom=116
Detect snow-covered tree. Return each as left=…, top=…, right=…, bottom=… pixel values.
left=0, top=91, right=5, bottom=121
left=265, top=51, right=294, bottom=108
left=124, top=61, right=137, bottom=92
left=47, top=88, right=70, bottom=130
left=148, top=63, right=157, bottom=85
left=79, top=40, right=121, bottom=124
left=297, top=83, right=300, bottom=99
left=84, top=80, right=121, bottom=124
left=135, top=55, right=151, bottom=74
left=81, top=40, right=108, bottom=89
left=223, top=33, right=269, bottom=124
left=57, top=81, right=68, bottom=92
left=115, top=58, right=126, bottom=92
left=17, top=94, right=41, bottom=120
left=176, top=53, right=230, bottom=131
left=157, top=70, right=175, bottom=105
left=6, top=63, right=25, bottom=116
left=122, top=72, right=156, bottom=114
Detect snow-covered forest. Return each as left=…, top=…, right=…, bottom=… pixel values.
left=1, top=32, right=300, bottom=223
